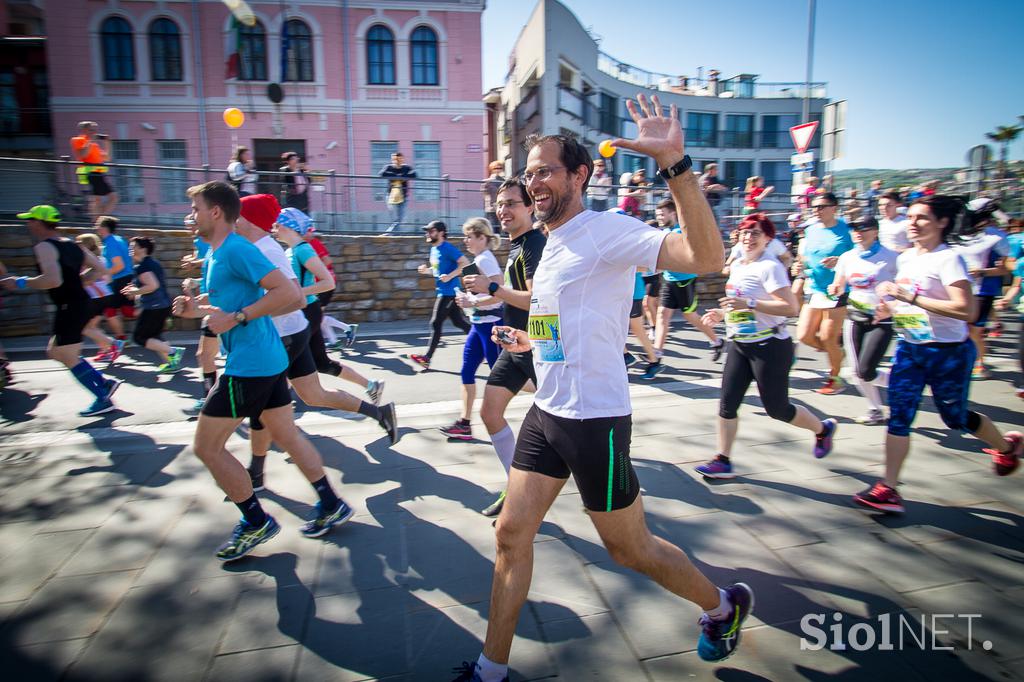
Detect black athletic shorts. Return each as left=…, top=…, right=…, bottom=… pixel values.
left=486, top=348, right=536, bottom=394
left=53, top=303, right=92, bottom=346
left=201, top=323, right=217, bottom=338
left=250, top=326, right=315, bottom=431
left=89, top=294, right=115, bottom=318
left=88, top=172, right=113, bottom=197
left=104, top=276, right=134, bottom=312
left=643, top=273, right=661, bottom=298
left=513, top=405, right=639, bottom=512
left=972, top=295, right=995, bottom=328
left=660, top=278, right=698, bottom=312
left=202, top=372, right=291, bottom=420
left=133, top=307, right=170, bottom=344
left=629, top=299, right=644, bottom=319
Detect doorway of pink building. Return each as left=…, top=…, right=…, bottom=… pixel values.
left=253, top=138, right=307, bottom=197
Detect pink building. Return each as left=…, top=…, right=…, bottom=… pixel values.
left=45, top=0, right=488, bottom=230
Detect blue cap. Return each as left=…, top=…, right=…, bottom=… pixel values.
left=276, top=207, right=313, bottom=235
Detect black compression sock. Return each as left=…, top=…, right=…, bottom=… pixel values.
left=311, top=476, right=340, bottom=510
left=358, top=400, right=382, bottom=421
left=248, top=454, right=266, bottom=476
left=235, top=494, right=267, bottom=527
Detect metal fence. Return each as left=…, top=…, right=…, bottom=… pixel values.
left=0, top=155, right=1019, bottom=235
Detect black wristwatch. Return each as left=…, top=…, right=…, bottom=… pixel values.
left=233, top=310, right=249, bottom=327
left=488, top=282, right=500, bottom=295
left=657, top=155, right=693, bottom=180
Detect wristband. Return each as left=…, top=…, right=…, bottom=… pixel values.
left=910, top=292, right=919, bottom=306
left=15, top=276, right=27, bottom=289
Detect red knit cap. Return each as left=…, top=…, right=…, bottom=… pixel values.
left=239, top=194, right=281, bottom=232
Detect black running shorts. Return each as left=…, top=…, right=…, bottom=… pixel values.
left=512, top=405, right=639, bottom=512
left=202, top=372, right=291, bottom=420
left=642, top=273, right=661, bottom=298
left=486, top=348, right=536, bottom=394
left=88, top=172, right=114, bottom=197
left=281, top=325, right=317, bottom=381
left=629, top=299, right=644, bottom=319
left=659, top=279, right=698, bottom=312
left=52, top=303, right=91, bottom=346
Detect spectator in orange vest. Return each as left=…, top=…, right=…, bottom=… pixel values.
left=70, top=121, right=118, bottom=220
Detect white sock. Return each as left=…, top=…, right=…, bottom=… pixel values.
left=705, top=587, right=732, bottom=620
left=490, top=425, right=516, bottom=476
left=476, top=653, right=508, bottom=682
left=873, top=367, right=889, bottom=388
left=855, top=376, right=883, bottom=412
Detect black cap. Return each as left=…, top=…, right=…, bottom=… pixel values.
left=851, top=218, right=879, bottom=232
left=423, top=220, right=446, bottom=232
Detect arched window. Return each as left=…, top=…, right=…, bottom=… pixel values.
left=283, top=19, right=313, bottom=82
left=239, top=20, right=267, bottom=81
left=149, top=18, right=182, bottom=81
left=101, top=17, right=135, bottom=81
left=366, top=25, right=394, bottom=85
left=410, top=26, right=438, bottom=86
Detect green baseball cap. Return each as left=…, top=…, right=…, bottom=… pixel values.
left=17, top=205, right=62, bottom=222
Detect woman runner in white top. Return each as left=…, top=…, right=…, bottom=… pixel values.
left=695, top=213, right=838, bottom=479
left=827, top=217, right=899, bottom=424
left=852, top=195, right=1022, bottom=515
left=440, top=217, right=505, bottom=440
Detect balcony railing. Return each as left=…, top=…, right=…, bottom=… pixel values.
left=682, top=129, right=821, bottom=150
left=0, top=107, right=51, bottom=136
left=597, top=50, right=826, bottom=100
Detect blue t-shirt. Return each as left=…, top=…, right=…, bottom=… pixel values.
left=205, top=233, right=287, bottom=377
left=632, top=270, right=646, bottom=300
left=288, top=241, right=319, bottom=304
left=802, top=219, right=853, bottom=295
left=661, top=226, right=697, bottom=282
left=431, top=241, right=462, bottom=296
left=194, top=237, right=211, bottom=294
left=1007, top=233, right=1023, bottom=260
left=134, top=256, right=171, bottom=310
left=102, top=234, right=131, bottom=280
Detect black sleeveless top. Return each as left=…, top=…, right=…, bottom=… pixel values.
left=44, top=237, right=88, bottom=306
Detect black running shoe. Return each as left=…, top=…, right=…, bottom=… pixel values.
left=378, top=402, right=398, bottom=445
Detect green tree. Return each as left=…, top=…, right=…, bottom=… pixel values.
left=986, top=124, right=1022, bottom=180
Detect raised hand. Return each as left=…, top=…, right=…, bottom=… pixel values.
left=609, top=93, right=684, bottom=169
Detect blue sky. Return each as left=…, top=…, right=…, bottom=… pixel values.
left=482, top=0, right=1024, bottom=170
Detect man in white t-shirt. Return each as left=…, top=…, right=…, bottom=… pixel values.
left=455, top=95, right=752, bottom=682
left=877, top=192, right=910, bottom=253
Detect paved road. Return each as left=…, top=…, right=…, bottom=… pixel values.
left=1, top=318, right=1022, bottom=681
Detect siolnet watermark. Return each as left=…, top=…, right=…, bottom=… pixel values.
left=800, top=612, right=991, bottom=652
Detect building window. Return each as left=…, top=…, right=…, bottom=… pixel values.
left=157, top=139, right=189, bottom=203
left=761, top=114, right=797, bottom=149
left=759, top=161, right=792, bottom=199
left=371, top=140, right=399, bottom=201
left=148, top=18, right=182, bottom=82
left=723, top=160, right=753, bottom=190
left=686, top=112, right=717, bottom=148
left=239, top=20, right=267, bottom=81
left=101, top=16, right=135, bottom=81
left=598, top=93, right=618, bottom=136
left=366, top=25, right=395, bottom=85
left=410, top=26, right=438, bottom=86
left=112, top=140, right=145, bottom=204
left=724, top=114, right=753, bottom=148
left=413, top=142, right=441, bottom=201
left=0, top=69, right=18, bottom=132
left=283, top=19, right=313, bottom=82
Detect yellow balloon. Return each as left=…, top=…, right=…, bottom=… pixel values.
left=223, top=107, right=245, bottom=128
left=599, top=139, right=616, bottom=158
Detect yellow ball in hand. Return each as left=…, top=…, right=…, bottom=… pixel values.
left=599, top=139, right=616, bottom=158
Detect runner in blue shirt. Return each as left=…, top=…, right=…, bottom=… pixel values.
left=172, top=181, right=325, bottom=562
left=408, top=220, right=471, bottom=370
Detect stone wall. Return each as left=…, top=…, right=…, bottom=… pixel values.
left=0, top=224, right=726, bottom=336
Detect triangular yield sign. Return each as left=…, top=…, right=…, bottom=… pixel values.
left=789, top=121, right=819, bottom=154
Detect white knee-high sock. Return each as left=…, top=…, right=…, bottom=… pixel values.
left=490, top=425, right=516, bottom=476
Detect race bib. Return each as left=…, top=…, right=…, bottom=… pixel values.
left=892, top=302, right=935, bottom=343
left=528, top=296, right=565, bottom=363
left=726, top=310, right=758, bottom=337
left=847, top=289, right=878, bottom=315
